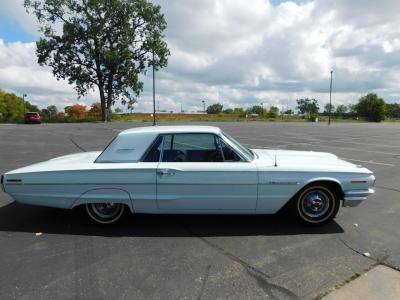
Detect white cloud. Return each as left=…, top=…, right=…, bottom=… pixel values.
left=0, top=0, right=400, bottom=112
left=0, top=40, right=98, bottom=109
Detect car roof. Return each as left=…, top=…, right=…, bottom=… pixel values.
left=119, top=125, right=222, bottom=136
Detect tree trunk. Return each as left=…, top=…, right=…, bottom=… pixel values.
left=105, top=74, right=113, bottom=122
left=98, top=85, right=107, bottom=122
left=106, top=88, right=113, bottom=122
left=106, top=103, right=112, bottom=122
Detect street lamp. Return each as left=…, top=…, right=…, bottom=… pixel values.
left=22, top=93, right=27, bottom=120
left=202, top=100, right=206, bottom=114
left=328, top=70, right=333, bottom=126
left=152, top=50, right=156, bottom=126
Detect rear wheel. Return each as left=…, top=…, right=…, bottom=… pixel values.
left=85, top=202, right=125, bottom=225
left=294, top=184, right=340, bottom=225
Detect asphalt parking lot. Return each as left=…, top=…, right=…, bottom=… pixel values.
left=0, top=122, right=399, bottom=299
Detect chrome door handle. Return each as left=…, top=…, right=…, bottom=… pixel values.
left=157, top=169, right=175, bottom=176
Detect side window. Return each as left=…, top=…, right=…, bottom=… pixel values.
left=162, top=134, right=223, bottom=162
left=142, top=136, right=163, bottom=162
left=218, top=138, right=242, bottom=162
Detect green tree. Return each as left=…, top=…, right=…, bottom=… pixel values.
left=47, top=105, right=58, bottom=118
left=386, top=103, right=400, bottom=118
left=122, top=98, right=136, bottom=113
left=0, top=90, right=25, bottom=122
left=355, top=93, right=386, bottom=122
left=268, top=106, right=279, bottom=118
left=296, top=98, right=319, bottom=117
left=222, top=108, right=233, bottom=114
left=324, top=103, right=335, bottom=115
left=89, top=102, right=102, bottom=114
left=25, top=101, right=40, bottom=112
left=248, top=105, right=265, bottom=115
left=283, top=109, right=293, bottom=115
left=335, top=105, right=347, bottom=118
left=41, top=108, right=50, bottom=119
left=25, top=0, right=170, bottom=121
left=206, top=103, right=223, bottom=114
left=347, top=104, right=357, bottom=118
left=64, top=106, right=72, bottom=116
left=41, top=105, right=58, bottom=119
left=233, top=107, right=245, bottom=116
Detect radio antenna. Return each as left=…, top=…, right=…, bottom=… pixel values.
left=274, top=148, right=278, bottom=167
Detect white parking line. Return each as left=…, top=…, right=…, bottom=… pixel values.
left=242, top=142, right=396, bottom=167
left=298, top=143, right=400, bottom=156
left=242, top=143, right=269, bottom=149
left=339, top=157, right=396, bottom=167
left=334, top=139, right=400, bottom=149
left=243, top=143, right=396, bottom=167
left=240, top=136, right=400, bottom=156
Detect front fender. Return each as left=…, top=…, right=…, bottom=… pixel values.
left=71, top=188, right=134, bottom=212
left=303, top=177, right=344, bottom=191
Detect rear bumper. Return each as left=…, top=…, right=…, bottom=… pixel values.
left=343, top=188, right=375, bottom=207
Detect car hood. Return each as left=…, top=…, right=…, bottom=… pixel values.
left=6, top=151, right=102, bottom=175
left=252, top=149, right=372, bottom=174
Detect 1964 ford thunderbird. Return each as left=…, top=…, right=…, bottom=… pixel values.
left=1, top=126, right=375, bottom=225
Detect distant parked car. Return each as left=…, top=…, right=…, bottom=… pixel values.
left=24, top=112, right=41, bottom=124
left=1, top=125, right=375, bottom=225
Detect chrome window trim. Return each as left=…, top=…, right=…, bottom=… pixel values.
left=218, top=133, right=252, bottom=162
left=139, top=134, right=163, bottom=162
left=94, top=136, right=117, bottom=163
left=98, top=131, right=251, bottom=164
left=156, top=132, right=247, bottom=163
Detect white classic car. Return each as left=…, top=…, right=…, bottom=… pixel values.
left=1, top=126, right=375, bottom=225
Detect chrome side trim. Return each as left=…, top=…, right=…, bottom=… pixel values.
left=264, top=181, right=300, bottom=185
left=343, top=188, right=374, bottom=207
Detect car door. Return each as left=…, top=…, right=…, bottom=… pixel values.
left=156, top=133, right=258, bottom=211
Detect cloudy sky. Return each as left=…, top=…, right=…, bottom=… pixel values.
left=0, top=0, right=399, bottom=112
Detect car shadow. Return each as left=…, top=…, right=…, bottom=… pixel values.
left=0, top=202, right=344, bottom=237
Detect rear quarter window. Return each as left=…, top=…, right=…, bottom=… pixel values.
left=96, top=132, right=158, bottom=163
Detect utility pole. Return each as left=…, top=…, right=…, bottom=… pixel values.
left=202, top=100, right=206, bottom=114
left=22, top=93, right=27, bottom=121
left=152, top=50, right=156, bottom=126
left=328, top=70, right=333, bottom=126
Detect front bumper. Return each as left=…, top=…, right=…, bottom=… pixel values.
left=343, top=188, right=375, bottom=207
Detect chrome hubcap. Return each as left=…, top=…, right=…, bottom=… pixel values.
left=301, top=190, right=329, bottom=218
left=90, top=203, right=120, bottom=219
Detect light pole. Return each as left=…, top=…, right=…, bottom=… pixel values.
left=152, top=50, right=156, bottom=126
left=328, top=70, right=333, bottom=126
left=22, top=93, right=27, bottom=121
left=202, top=100, right=205, bottom=114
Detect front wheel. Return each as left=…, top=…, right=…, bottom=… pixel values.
left=85, top=203, right=125, bottom=225
left=294, top=184, right=340, bottom=225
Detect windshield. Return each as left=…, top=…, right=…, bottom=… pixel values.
left=221, top=131, right=254, bottom=161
